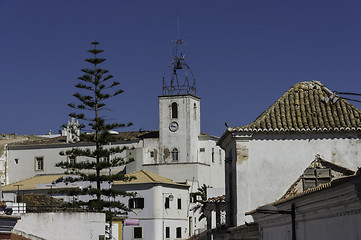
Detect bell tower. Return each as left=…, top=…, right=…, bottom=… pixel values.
left=159, top=39, right=200, bottom=163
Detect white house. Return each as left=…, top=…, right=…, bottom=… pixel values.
left=249, top=173, right=361, bottom=240
left=113, top=170, right=190, bottom=240
left=1, top=170, right=192, bottom=240
left=218, top=80, right=361, bottom=227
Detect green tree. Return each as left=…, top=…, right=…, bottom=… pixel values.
left=192, top=184, right=209, bottom=220
left=56, top=41, right=133, bottom=220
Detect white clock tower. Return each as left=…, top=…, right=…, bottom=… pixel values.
left=158, top=39, right=200, bottom=163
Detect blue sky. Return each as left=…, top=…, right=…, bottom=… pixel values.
left=1, top=0, right=361, bottom=137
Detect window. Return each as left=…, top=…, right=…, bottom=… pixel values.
left=190, top=193, right=196, bottom=203
left=68, top=156, right=76, bottom=165
left=133, top=227, right=142, bottom=239
left=100, top=156, right=109, bottom=162
left=171, top=148, right=178, bottom=161
left=128, top=198, right=144, bottom=209
left=177, top=198, right=181, bottom=209
left=35, top=157, right=44, bottom=171
left=171, top=102, right=178, bottom=118
left=150, top=151, right=154, bottom=158
left=176, top=227, right=182, bottom=238
left=14, top=159, right=19, bottom=164
left=166, top=227, right=170, bottom=238
left=200, top=148, right=205, bottom=152
left=219, top=149, right=222, bottom=164
left=193, top=103, right=197, bottom=120
left=165, top=197, right=170, bottom=209
left=212, top=148, right=215, bottom=163
left=302, top=168, right=331, bottom=191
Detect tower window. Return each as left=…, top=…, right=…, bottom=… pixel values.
left=171, top=102, right=178, bottom=118
left=194, top=103, right=197, bottom=120
left=171, top=148, right=179, bottom=161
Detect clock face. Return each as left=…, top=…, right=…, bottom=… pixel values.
left=169, top=121, right=179, bottom=132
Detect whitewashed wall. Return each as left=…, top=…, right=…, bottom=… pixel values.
left=14, top=212, right=105, bottom=240
left=222, top=131, right=361, bottom=225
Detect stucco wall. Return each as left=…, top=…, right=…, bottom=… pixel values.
left=14, top=212, right=105, bottom=240
left=228, top=132, right=361, bottom=225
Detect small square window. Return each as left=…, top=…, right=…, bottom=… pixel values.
left=200, top=148, right=205, bottom=152
left=14, top=159, right=19, bottom=164
left=134, top=227, right=142, bottom=239
left=176, top=227, right=181, bottom=238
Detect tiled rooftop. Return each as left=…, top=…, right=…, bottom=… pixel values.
left=113, top=170, right=188, bottom=187
left=229, top=81, right=361, bottom=133
left=2, top=174, right=66, bottom=191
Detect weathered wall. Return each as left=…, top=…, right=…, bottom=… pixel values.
left=14, top=212, right=105, bottom=240
left=225, top=132, right=361, bottom=225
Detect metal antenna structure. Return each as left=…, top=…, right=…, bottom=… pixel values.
left=162, top=39, right=196, bottom=96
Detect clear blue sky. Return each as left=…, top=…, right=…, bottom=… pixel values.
left=1, top=0, right=361, bottom=137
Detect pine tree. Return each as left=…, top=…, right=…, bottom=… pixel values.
left=56, top=41, right=134, bottom=220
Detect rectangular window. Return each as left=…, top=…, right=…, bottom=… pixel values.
left=134, top=227, right=142, bottom=239
left=35, top=157, right=44, bottom=171
left=212, top=148, right=215, bottom=163
left=200, top=148, right=205, bottom=152
left=14, top=159, right=19, bottom=164
left=165, top=197, right=170, bottom=209
left=176, top=227, right=181, bottom=238
left=219, top=149, right=222, bottom=164
left=177, top=198, right=181, bottom=209
left=128, top=198, right=144, bottom=209
left=68, top=156, right=76, bottom=165
left=100, top=156, right=109, bottom=162
left=150, top=151, right=154, bottom=158
left=166, top=227, right=170, bottom=238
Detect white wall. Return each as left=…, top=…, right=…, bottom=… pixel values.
left=14, top=212, right=105, bottom=240
left=223, top=132, right=361, bottom=225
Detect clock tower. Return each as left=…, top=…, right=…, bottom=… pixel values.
left=159, top=39, right=200, bottom=163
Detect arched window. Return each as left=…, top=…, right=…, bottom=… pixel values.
left=171, top=148, right=179, bottom=161
left=171, top=102, right=178, bottom=118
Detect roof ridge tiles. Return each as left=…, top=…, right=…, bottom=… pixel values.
left=229, top=81, right=361, bottom=134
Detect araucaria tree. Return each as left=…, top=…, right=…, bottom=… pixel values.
left=56, top=41, right=133, bottom=219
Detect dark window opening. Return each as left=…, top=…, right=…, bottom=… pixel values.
left=166, top=227, right=170, bottom=238
left=171, top=102, right=178, bottom=118
left=177, top=198, right=181, bottom=209
left=128, top=198, right=144, bottom=209
left=134, top=227, right=142, bottom=239
left=165, top=197, right=170, bottom=209
left=176, top=227, right=182, bottom=238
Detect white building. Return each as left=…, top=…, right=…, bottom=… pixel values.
left=113, top=170, right=190, bottom=240
left=249, top=173, right=361, bottom=240
left=218, top=81, right=361, bottom=227
left=1, top=170, right=191, bottom=240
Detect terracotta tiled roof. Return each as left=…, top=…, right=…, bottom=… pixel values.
left=229, top=81, right=361, bottom=133
left=113, top=170, right=188, bottom=187
left=2, top=174, right=67, bottom=191
left=206, top=195, right=225, bottom=203
left=246, top=174, right=361, bottom=215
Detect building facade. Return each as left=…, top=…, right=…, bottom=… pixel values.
left=218, top=81, right=361, bottom=226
